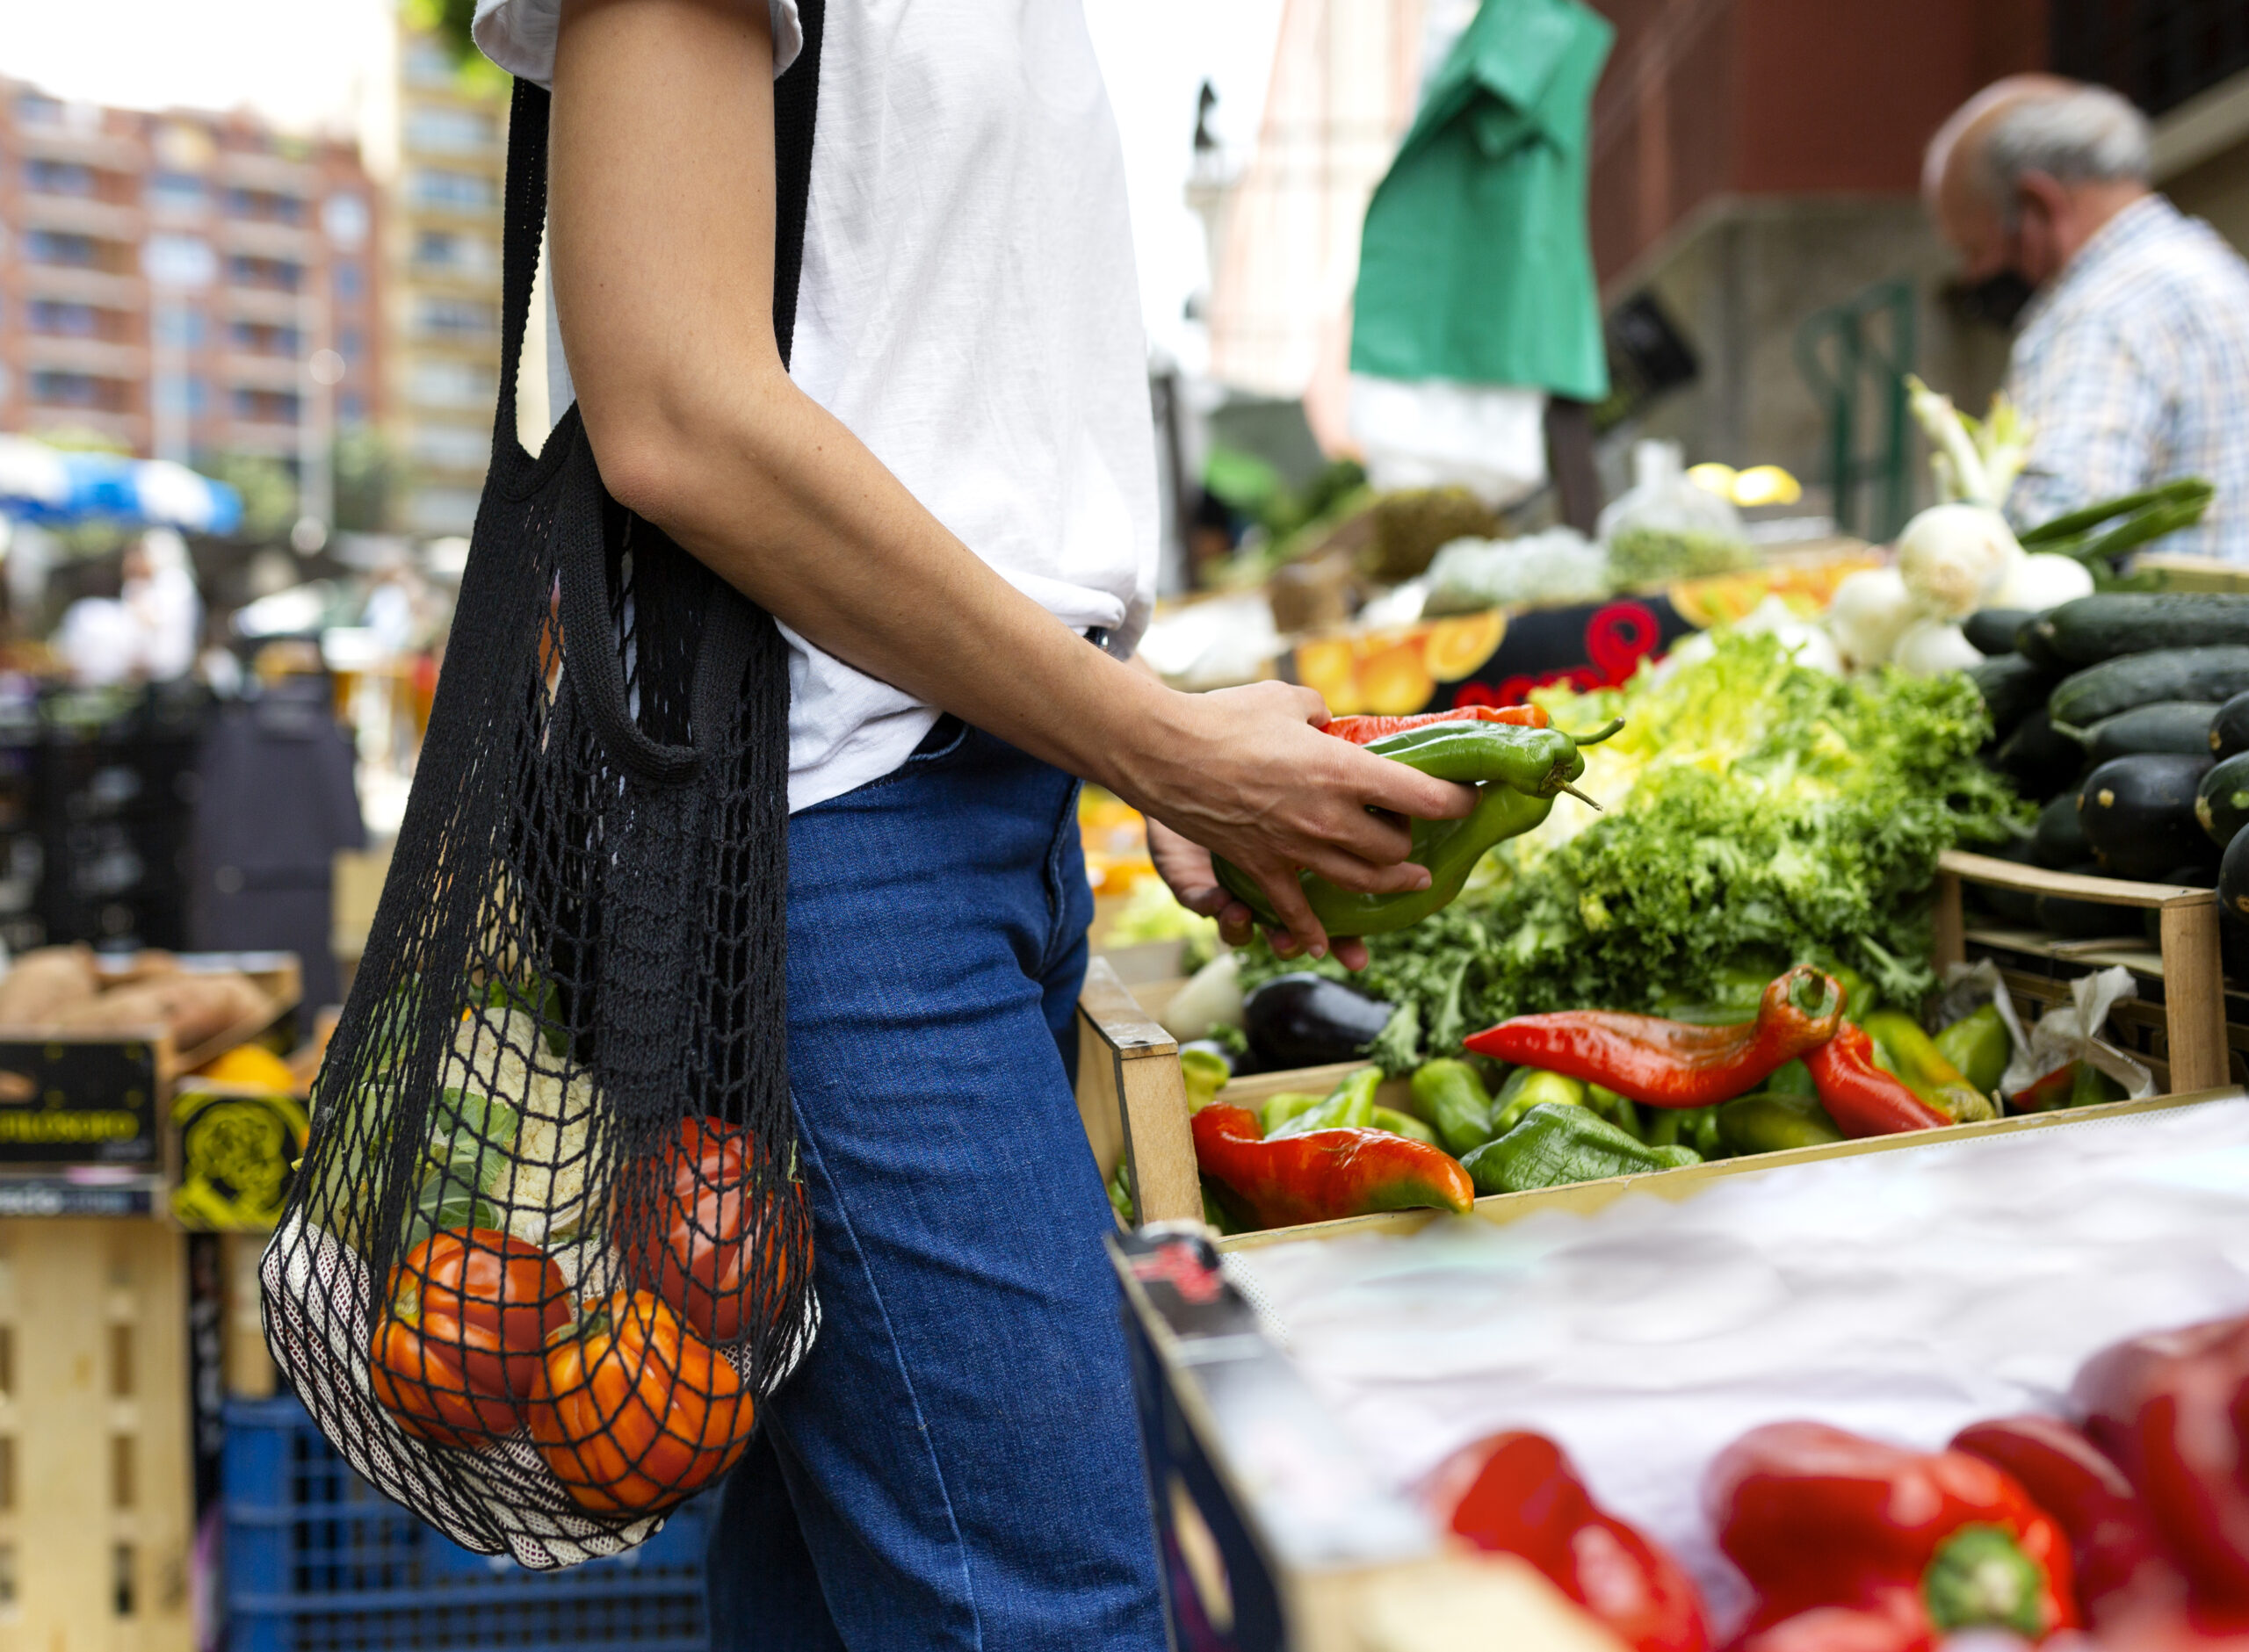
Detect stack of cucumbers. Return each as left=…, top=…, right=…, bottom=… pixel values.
left=1964, top=592, right=2249, bottom=953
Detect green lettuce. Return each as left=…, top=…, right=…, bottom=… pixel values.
left=1247, top=633, right=2023, bottom=1071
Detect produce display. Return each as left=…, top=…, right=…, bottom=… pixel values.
left=1405, top=1301, right=2249, bottom=1651
left=0, top=943, right=277, bottom=1052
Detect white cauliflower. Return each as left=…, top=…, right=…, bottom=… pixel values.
left=440, top=1003, right=604, bottom=1249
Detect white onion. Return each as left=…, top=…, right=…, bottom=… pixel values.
left=1892, top=617, right=1985, bottom=677
left=1826, top=566, right=1920, bottom=671
left=1991, top=552, right=2095, bottom=612
left=1897, top=504, right=2023, bottom=619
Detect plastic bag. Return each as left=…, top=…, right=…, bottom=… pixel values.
left=1598, top=441, right=1753, bottom=588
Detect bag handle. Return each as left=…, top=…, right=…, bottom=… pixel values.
left=492, top=2, right=826, bottom=782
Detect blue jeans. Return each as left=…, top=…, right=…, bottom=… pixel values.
left=706, top=723, right=1165, bottom=1650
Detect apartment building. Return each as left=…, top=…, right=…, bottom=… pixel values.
left=380, top=31, right=509, bottom=537
left=0, top=81, right=383, bottom=514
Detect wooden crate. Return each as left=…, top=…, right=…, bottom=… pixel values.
left=0, top=1217, right=194, bottom=1652
left=1933, top=848, right=2229, bottom=1093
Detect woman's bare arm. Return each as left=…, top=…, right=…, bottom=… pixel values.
left=549, top=0, right=1467, bottom=959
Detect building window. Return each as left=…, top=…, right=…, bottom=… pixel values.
left=405, top=105, right=498, bottom=155
left=412, top=422, right=491, bottom=469
left=14, top=93, right=61, bottom=127
left=409, top=360, right=496, bottom=409
left=24, top=230, right=103, bottom=270
left=28, top=300, right=103, bottom=338
left=337, top=327, right=363, bottom=359
left=231, top=386, right=300, bottom=423
left=411, top=228, right=495, bottom=277
left=334, top=261, right=363, bottom=299
left=405, top=38, right=459, bottom=88
left=226, top=254, right=301, bottom=292
left=154, top=304, right=206, bottom=347
left=24, top=159, right=97, bottom=198
left=228, top=320, right=301, bottom=357
left=408, top=168, right=496, bottom=213
left=155, top=375, right=208, bottom=415
left=147, top=172, right=206, bottom=213
left=415, top=296, right=497, bottom=343
left=144, top=234, right=217, bottom=288
left=337, top=391, right=366, bottom=425
left=223, top=187, right=307, bottom=226
left=31, top=371, right=122, bottom=411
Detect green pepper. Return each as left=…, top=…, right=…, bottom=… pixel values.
left=2070, top=1059, right=2129, bottom=1108
left=1370, top=1105, right=1440, bottom=1145
left=1934, top=1004, right=2009, bottom=1098
left=1717, top=1091, right=1845, bottom=1155
left=1257, top=1091, right=1327, bottom=1136
left=1585, top=1084, right=1644, bottom=1140
left=1410, top=1058, right=1496, bottom=1157
left=1493, top=1066, right=1587, bottom=1134
left=1764, top=1059, right=1817, bottom=1100
left=1179, top=1047, right=1231, bottom=1113
left=1639, top=1102, right=1720, bottom=1154
left=1266, top=1067, right=1380, bottom=1138
left=1863, top=1011, right=1997, bottom=1124
left=1461, top=1103, right=1700, bottom=1196
left=1212, top=722, right=1610, bottom=935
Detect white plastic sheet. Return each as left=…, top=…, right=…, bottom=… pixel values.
left=1225, top=1098, right=2249, bottom=1632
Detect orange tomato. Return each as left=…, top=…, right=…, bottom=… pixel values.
left=368, top=1227, right=570, bottom=1448
left=524, top=1289, right=756, bottom=1514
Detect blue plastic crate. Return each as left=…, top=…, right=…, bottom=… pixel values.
left=223, top=1397, right=717, bottom=1652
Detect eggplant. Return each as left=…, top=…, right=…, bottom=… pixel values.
left=1241, top=973, right=1394, bottom=1070
left=2214, top=690, right=2249, bottom=761
left=2224, top=826, right=2249, bottom=929
left=2078, top=752, right=2214, bottom=882
left=1967, top=829, right=2043, bottom=924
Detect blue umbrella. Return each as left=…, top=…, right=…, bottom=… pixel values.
left=0, top=436, right=242, bottom=534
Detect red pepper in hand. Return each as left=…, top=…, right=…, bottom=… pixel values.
left=1705, top=1420, right=2079, bottom=1641
left=1804, top=1024, right=1949, bottom=1138
left=1425, top=1431, right=1710, bottom=1652
left=2074, top=1315, right=2249, bottom=1612
left=1464, top=967, right=1843, bottom=1109
left=1190, top=1103, right=1473, bottom=1229
left=1952, top=1413, right=2183, bottom=1625
left=1321, top=704, right=1548, bottom=744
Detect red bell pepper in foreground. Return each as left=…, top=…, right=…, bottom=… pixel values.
left=2073, top=1315, right=2249, bottom=1611
left=1321, top=704, right=1548, bottom=744
left=1952, top=1413, right=2181, bottom=1625
left=1733, top=1603, right=1933, bottom=1652
left=1464, top=967, right=1843, bottom=1108
left=1704, top=1421, right=2079, bottom=1641
left=1190, top=1103, right=1473, bottom=1229
left=1804, top=1024, right=1949, bottom=1137
left=1425, top=1431, right=1710, bottom=1652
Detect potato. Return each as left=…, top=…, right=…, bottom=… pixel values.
left=61, top=973, right=271, bottom=1050
left=0, top=945, right=99, bottom=1027
left=97, top=950, right=183, bottom=990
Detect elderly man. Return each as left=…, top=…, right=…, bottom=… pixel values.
left=1927, top=77, right=2249, bottom=562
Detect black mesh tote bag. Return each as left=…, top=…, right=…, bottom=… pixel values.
left=261, top=29, right=825, bottom=1567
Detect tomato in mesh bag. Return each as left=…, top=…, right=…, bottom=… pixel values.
left=368, top=1227, right=571, bottom=1448
left=525, top=1288, right=756, bottom=1513
left=615, top=1117, right=808, bottom=1345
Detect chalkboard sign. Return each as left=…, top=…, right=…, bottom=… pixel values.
left=0, top=1035, right=161, bottom=1165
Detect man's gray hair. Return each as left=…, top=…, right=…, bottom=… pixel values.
left=1982, top=86, right=2151, bottom=225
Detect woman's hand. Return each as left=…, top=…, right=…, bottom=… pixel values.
left=1122, top=681, right=1473, bottom=966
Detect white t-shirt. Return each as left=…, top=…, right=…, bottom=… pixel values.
left=474, top=0, right=1160, bottom=811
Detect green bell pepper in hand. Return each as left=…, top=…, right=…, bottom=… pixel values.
left=1212, top=720, right=1615, bottom=937
left=1461, top=1103, right=1700, bottom=1196
left=1410, top=1057, right=1497, bottom=1157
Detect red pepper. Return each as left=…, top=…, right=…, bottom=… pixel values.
left=1464, top=967, right=1843, bottom=1109
left=1733, top=1604, right=1934, bottom=1652
left=1190, top=1103, right=1473, bottom=1229
left=1804, top=1024, right=1949, bottom=1137
left=1424, top=1432, right=1710, bottom=1652
left=1705, top=1420, right=2079, bottom=1641
left=2073, top=1315, right=2249, bottom=1612
left=1321, top=704, right=1548, bottom=744
left=1952, top=1413, right=2182, bottom=1625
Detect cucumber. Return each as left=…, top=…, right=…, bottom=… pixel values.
left=2015, top=614, right=2069, bottom=671
left=2080, top=702, right=2219, bottom=765
left=1964, top=608, right=2034, bottom=656
left=2038, top=864, right=2137, bottom=939
left=1965, top=654, right=2058, bottom=737
left=2050, top=647, right=2249, bottom=732
left=2224, top=825, right=2249, bottom=927
left=2034, top=594, right=2249, bottom=666
left=1995, top=711, right=2086, bottom=803
left=2079, top=753, right=2213, bottom=880
left=2199, top=752, right=2249, bottom=847
left=2032, top=791, right=2089, bottom=869
left=2214, top=691, right=2249, bottom=760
